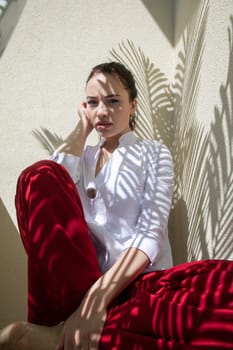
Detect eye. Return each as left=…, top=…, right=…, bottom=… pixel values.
left=87, top=99, right=98, bottom=107
left=107, top=98, right=119, bottom=105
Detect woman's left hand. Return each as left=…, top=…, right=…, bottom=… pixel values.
left=55, top=248, right=150, bottom=350
left=55, top=294, right=107, bottom=350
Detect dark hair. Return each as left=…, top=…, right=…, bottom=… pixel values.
left=86, top=62, right=137, bottom=101
left=86, top=62, right=138, bottom=129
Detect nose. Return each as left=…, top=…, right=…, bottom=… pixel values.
left=97, top=101, right=108, bottom=117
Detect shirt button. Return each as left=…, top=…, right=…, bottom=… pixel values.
left=87, top=187, right=97, bottom=199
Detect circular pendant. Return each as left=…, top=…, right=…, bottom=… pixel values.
left=86, top=187, right=97, bottom=199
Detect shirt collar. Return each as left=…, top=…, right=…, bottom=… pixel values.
left=99, top=131, right=137, bottom=148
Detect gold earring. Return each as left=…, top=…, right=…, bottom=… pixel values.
left=129, top=113, right=136, bottom=130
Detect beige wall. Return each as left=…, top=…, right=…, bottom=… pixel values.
left=0, top=0, right=232, bottom=325
left=170, top=0, right=233, bottom=264
left=0, top=198, right=27, bottom=324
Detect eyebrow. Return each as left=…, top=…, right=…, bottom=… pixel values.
left=106, top=94, right=120, bottom=98
left=86, top=94, right=120, bottom=99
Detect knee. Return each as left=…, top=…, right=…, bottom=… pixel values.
left=18, top=160, right=61, bottom=181
left=0, top=321, right=27, bottom=346
left=21, top=160, right=58, bottom=176
left=16, top=160, right=66, bottom=195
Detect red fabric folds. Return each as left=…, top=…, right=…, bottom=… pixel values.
left=15, top=160, right=101, bottom=325
left=15, top=160, right=233, bottom=349
left=101, top=260, right=233, bottom=349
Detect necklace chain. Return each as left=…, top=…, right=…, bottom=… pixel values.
left=95, top=146, right=113, bottom=176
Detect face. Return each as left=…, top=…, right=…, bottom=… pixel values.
left=85, top=72, right=137, bottom=140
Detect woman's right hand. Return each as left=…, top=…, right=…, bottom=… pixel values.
left=77, top=102, right=93, bottom=138
left=55, top=102, right=93, bottom=156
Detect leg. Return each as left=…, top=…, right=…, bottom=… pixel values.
left=0, top=322, right=62, bottom=350
left=100, top=259, right=233, bottom=349
left=15, top=160, right=102, bottom=326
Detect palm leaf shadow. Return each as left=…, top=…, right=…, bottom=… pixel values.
left=109, top=40, right=174, bottom=149
left=171, top=3, right=233, bottom=263
left=169, top=0, right=209, bottom=263
left=32, top=127, right=63, bottom=155
left=206, top=15, right=233, bottom=259
left=186, top=13, right=233, bottom=262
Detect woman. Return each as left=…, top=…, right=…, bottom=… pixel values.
left=0, top=62, right=232, bottom=350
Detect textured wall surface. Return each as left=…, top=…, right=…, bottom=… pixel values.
left=170, top=0, right=233, bottom=264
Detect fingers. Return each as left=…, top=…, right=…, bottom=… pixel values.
left=77, top=104, right=91, bottom=125
left=59, top=335, right=99, bottom=350
left=54, top=330, right=65, bottom=350
left=62, top=329, right=81, bottom=350
left=78, top=105, right=88, bottom=120
left=89, top=333, right=101, bottom=350
left=70, top=332, right=99, bottom=350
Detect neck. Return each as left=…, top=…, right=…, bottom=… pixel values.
left=102, top=130, right=130, bottom=151
left=102, top=137, right=119, bottom=152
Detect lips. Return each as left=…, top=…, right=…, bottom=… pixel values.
left=95, top=122, right=113, bottom=129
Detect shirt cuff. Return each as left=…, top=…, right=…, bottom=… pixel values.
left=51, top=151, right=80, bottom=183
left=126, top=232, right=162, bottom=264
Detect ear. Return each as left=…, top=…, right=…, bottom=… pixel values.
left=130, top=98, right=137, bottom=114
left=82, top=101, right=87, bottom=109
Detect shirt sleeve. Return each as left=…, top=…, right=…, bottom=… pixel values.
left=129, top=141, right=174, bottom=264
left=51, top=150, right=81, bottom=183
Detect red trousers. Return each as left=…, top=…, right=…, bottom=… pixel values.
left=15, top=160, right=233, bottom=349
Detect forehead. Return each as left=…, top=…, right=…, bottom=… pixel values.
left=86, top=72, right=128, bottom=97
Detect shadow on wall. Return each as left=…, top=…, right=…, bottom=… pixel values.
left=170, top=7, right=233, bottom=265
left=140, top=0, right=174, bottom=45
left=32, top=127, right=63, bottom=155
left=200, top=15, right=233, bottom=260
left=0, top=0, right=27, bottom=326
left=32, top=1, right=233, bottom=265
left=169, top=0, right=209, bottom=263
left=0, top=0, right=27, bottom=57
left=141, top=0, right=201, bottom=46
left=109, top=40, right=174, bottom=150
left=0, top=198, right=27, bottom=326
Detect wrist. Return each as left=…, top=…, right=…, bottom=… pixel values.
left=86, top=280, right=117, bottom=309
left=80, top=289, right=108, bottom=315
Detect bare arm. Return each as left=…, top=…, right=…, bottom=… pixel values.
left=56, top=247, right=149, bottom=350
left=56, top=105, right=93, bottom=157
left=89, top=247, right=149, bottom=307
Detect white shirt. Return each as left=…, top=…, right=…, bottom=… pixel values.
left=52, top=131, right=174, bottom=273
